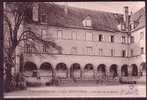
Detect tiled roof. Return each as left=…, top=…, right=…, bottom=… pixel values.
left=130, top=7, right=145, bottom=31
left=26, top=3, right=124, bottom=32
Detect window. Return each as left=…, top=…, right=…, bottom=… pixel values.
left=99, top=34, right=103, bottom=42
left=41, top=29, right=47, bottom=39
left=86, top=32, right=93, bottom=41
left=141, top=47, right=144, bottom=54
left=26, top=44, right=32, bottom=53
left=130, top=36, right=134, bottom=43
left=71, top=47, right=77, bottom=54
left=87, top=47, right=93, bottom=55
left=140, top=32, right=144, bottom=40
left=57, top=30, right=63, bottom=39
left=82, top=16, right=92, bottom=27
left=43, top=45, right=47, bottom=53
left=71, top=32, right=77, bottom=40
left=110, top=35, right=114, bottom=43
left=40, top=9, right=47, bottom=23
left=86, top=20, right=92, bottom=27
left=32, top=5, right=39, bottom=21
left=83, top=20, right=92, bottom=27
left=133, top=21, right=139, bottom=29
left=111, top=49, right=115, bottom=56
left=98, top=48, right=103, bottom=56
left=122, top=50, right=126, bottom=57
left=131, top=49, right=133, bottom=56
left=130, top=23, right=133, bottom=30
left=41, top=15, right=47, bottom=23
left=121, top=36, right=126, bottom=44
left=121, top=23, right=125, bottom=30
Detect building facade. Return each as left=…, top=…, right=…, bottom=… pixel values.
left=5, top=2, right=146, bottom=83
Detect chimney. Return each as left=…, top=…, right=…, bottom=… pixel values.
left=124, top=6, right=129, bottom=31
left=64, top=2, right=68, bottom=15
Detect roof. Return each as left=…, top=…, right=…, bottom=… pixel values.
left=130, top=7, right=145, bottom=31
left=26, top=3, right=124, bottom=32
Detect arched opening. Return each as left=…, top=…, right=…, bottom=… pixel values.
left=96, top=64, right=106, bottom=79
left=39, top=62, right=53, bottom=77
left=97, top=64, right=106, bottom=73
left=110, top=64, right=118, bottom=78
left=131, top=64, right=138, bottom=76
left=24, top=61, right=37, bottom=71
left=40, top=62, right=53, bottom=71
left=70, top=63, right=81, bottom=79
left=55, top=63, right=68, bottom=78
left=140, top=62, right=146, bottom=76
left=121, top=64, right=128, bottom=76
left=23, top=61, right=37, bottom=77
left=83, top=63, right=94, bottom=79
left=84, top=63, right=94, bottom=70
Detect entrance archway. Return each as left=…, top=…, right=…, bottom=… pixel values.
left=140, top=62, right=146, bottom=76
left=83, top=63, right=94, bottom=79
left=121, top=64, right=128, bottom=76
left=110, top=64, right=118, bottom=78
left=40, top=62, right=53, bottom=71
left=55, top=63, right=68, bottom=78
left=97, top=64, right=106, bottom=73
left=70, top=63, right=81, bottom=79
left=24, top=61, right=37, bottom=71
left=23, top=61, right=37, bottom=77
left=96, top=64, right=106, bottom=80
left=39, top=62, right=53, bottom=77
left=131, top=64, right=138, bottom=76
left=84, top=63, right=94, bottom=71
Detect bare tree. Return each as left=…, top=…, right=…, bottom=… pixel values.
left=4, top=2, right=62, bottom=92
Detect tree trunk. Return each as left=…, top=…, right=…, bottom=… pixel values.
left=5, top=48, right=15, bottom=92
left=5, top=61, right=13, bottom=92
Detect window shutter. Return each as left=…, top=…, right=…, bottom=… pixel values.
left=32, top=4, right=39, bottom=21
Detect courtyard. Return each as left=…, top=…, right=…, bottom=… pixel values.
left=4, top=82, right=146, bottom=98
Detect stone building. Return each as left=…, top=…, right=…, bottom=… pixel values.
left=4, top=2, right=146, bottom=83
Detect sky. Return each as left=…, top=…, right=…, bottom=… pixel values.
left=55, top=2, right=145, bottom=14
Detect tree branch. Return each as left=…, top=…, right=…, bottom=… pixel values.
left=4, top=14, right=13, bottom=43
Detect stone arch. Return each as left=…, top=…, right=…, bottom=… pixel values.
left=140, top=62, right=146, bottom=76
left=83, top=63, right=94, bottom=79
left=56, top=63, right=67, bottom=71
left=70, top=63, right=81, bottom=79
left=131, top=64, right=138, bottom=76
left=110, top=64, right=118, bottom=78
left=40, top=62, right=53, bottom=71
left=23, top=61, right=37, bottom=72
left=39, top=62, right=54, bottom=77
left=97, top=64, right=106, bottom=73
left=55, top=63, right=68, bottom=78
left=84, top=63, right=94, bottom=71
left=96, top=64, right=106, bottom=80
left=121, top=64, right=128, bottom=76
left=23, top=61, right=37, bottom=77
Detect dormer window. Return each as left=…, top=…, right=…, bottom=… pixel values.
left=82, top=16, right=92, bottom=27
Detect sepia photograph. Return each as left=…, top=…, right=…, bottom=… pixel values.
left=3, top=1, right=146, bottom=98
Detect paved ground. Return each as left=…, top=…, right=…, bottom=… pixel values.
left=4, top=80, right=146, bottom=98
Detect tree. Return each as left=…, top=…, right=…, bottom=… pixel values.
left=3, top=2, right=62, bottom=92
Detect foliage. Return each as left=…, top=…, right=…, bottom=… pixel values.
left=4, top=2, right=62, bottom=92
